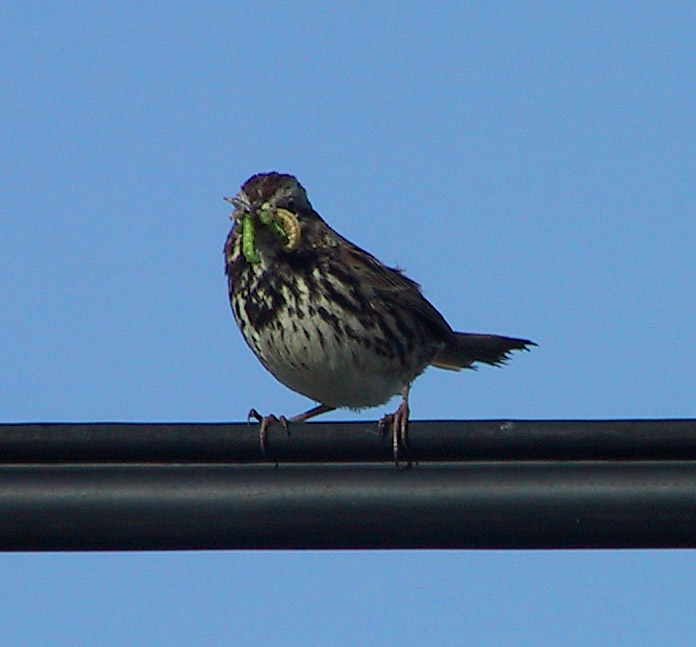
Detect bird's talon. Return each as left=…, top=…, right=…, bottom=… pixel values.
left=379, top=399, right=411, bottom=468
left=247, top=409, right=281, bottom=458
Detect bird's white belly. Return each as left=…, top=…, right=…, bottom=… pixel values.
left=251, top=310, right=404, bottom=408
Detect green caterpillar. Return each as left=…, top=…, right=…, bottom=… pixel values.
left=241, top=207, right=301, bottom=264
left=241, top=213, right=261, bottom=264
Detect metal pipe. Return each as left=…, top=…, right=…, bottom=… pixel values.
left=1, top=419, right=695, bottom=463
left=1, top=461, right=695, bottom=550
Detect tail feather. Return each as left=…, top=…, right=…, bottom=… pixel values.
left=432, top=332, right=536, bottom=371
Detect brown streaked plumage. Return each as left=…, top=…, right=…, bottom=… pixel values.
left=224, top=172, right=535, bottom=464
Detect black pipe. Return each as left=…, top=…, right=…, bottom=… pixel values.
left=2, top=462, right=696, bottom=550
left=1, top=419, right=695, bottom=463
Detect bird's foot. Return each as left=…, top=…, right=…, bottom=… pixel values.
left=247, top=408, right=289, bottom=457
left=378, top=397, right=412, bottom=469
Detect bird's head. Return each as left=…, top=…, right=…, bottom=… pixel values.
left=225, top=172, right=317, bottom=263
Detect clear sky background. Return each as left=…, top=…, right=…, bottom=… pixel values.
left=2, top=2, right=695, bottom=645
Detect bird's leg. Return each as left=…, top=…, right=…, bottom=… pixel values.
left=378, top=384, right=412, bottom=468
left=287, top=403, right=336, bottom=424
left=248, top=404, right=335, bottom=457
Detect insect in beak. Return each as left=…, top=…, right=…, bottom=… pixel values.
left=274, top=208, right=302, bottom=251
left=225, top=197, right=302, bottom=264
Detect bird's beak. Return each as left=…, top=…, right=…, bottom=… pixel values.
left=224, top=195, right=252, bottom=221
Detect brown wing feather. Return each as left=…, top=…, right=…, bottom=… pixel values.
left=336, top=239, right=453, bottom=339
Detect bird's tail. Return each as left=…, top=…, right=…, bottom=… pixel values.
left=431, top=332, right=536, bottom=370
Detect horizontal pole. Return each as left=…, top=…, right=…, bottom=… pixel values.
left=1, top=419, right=695, bottom=463
left=1, top=421, right=695, bottom=550
left=2, top=462, right=696, bottom=550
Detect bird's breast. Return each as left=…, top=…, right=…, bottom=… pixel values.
left=229, top=262, right=442, bottom=408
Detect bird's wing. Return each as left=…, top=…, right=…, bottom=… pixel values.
left=334, top=238, right=453, bottom=339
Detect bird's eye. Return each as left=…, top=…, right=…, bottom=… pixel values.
left=285, top=198, right=297, bottom=212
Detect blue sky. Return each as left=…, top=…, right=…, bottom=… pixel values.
left=2, top=2, right=695, bottom=645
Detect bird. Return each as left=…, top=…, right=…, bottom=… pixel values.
left=224, top=172, right=535, bottom=464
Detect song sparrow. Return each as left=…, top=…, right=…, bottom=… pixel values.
left=224, top=172, right=535, bottom=463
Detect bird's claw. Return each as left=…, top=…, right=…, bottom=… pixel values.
left=378, top=400, right=411, bottom=469
left=248, top=408, right=289, bottom=457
